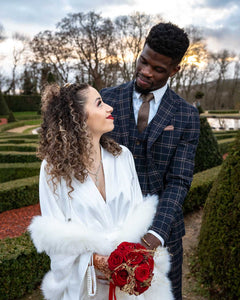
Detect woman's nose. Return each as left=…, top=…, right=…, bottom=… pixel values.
left=106, top=104, right=113, bottom=112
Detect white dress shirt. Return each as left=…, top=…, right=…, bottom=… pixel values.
left=132, top=83, right=168, bottom=246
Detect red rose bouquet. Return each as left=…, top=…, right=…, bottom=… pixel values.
left=108, top=241, right=154, bottom=299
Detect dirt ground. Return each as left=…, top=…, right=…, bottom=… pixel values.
left=18, top=209, right=207, bottom=300
left=7, top=125, right=37, bottom=133
left=182, top=208, right=207, bottom=300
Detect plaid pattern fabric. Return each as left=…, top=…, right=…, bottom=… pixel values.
left=167, top=239, right=183, bottom=300
left=100, top=81, right=200, bottom=244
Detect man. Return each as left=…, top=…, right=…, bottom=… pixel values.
left=100, top=22, right=200, bottom=300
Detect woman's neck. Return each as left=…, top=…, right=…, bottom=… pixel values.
left=90, top=137, right=102, bottom=166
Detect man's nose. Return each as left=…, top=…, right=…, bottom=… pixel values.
left=141, top=65, right=152, bottom=77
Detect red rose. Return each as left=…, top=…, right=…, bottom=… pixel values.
left=135, top=263, right=151, bottom=282
left=112, top=268, right=129, bottom=287
left=126, top=250, right=144, bottom=265
left=135, top=243, right=147, bottom=250
left=134, top=281, right=150, bottom=295
left=147, top=254, right=154, bottom=272
left=117, top=242, right=135, bottom=251
left=108, top=250, right=124, bottom=271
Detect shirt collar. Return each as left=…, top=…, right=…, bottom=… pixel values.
left=133, top=83, right=168, bottom=104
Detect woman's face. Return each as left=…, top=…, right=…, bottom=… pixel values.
left=84, top=86, right=114, bottom=137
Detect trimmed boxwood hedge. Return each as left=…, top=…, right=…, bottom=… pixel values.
left=0, top=162, right=40, bottom=183
left=0, top=176, right=39, bottom=212
left=218, top=138, right=235, bottom=155
left=0, top=145, right=37, bottom=152
left=194, top=117, right=223, bottom=173
left=5, top=95, right=41, bottom=112
left=0, top=233, right=50, bottom=300
left=197, top=132, right=240, bottom=299
left=0, top=134, right=39, bottom=140
left=0, top=152, right=40, bottom=163
left=183, top=165, right=221, bottom=214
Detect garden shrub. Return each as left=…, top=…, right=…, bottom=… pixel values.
left=0, top=152, right=40, bottom=163
left=0, top=162, right=40, bottom=183
left=0, top=176, right=39, bottom=212
left=208, top=110, right=239, bottom=114
left=197, top=132, right=240, bottom=299
left=194, top=117, right=223, bottom=173
left=218, top=138, right=235, bottom=155
left=0, top=233, right=50, bottom=300
left=183, top=165, right=221, bottom=214
left=0, top=93, right=9, bottom=115
left=0, top=145, right=37, bottom=152
left=5, top=95, right=41, bottom=112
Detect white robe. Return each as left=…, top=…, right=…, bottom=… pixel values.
left=29, top=145, right=173, bottom=300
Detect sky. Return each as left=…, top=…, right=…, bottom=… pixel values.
left=0, top=0, right=240, bottom=75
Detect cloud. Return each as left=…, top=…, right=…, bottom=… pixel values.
left=203, top=0, right=239, bottom=8
left=0, top=0, right=134, bottom=35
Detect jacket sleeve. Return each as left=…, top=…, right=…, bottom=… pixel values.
left=149, top=107, right=200, bottom=243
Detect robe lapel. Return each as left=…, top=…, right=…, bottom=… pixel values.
left=115, top=81, right=134, bottom=147
left=147, top=87, right=179, bottom=150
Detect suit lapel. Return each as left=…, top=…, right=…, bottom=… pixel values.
left=116, top=81, right=134, bottom=146
left=147, top=87, right=179, bottom=149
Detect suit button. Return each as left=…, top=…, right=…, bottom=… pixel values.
left=136, top=140, right=141, bottom=146
left=133, top=155, right=137, bottom=159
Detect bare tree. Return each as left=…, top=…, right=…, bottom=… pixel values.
left=212, top=49, right=233, bottom=109
left=114, top=12, right=161, bottom=82
left=57, top=11, right=118, bottom=90
left=5, top=33, right=30, bottom=94
left=31, top=30, right=72, bottom=85
left=0, top=23, right=5, bottom=42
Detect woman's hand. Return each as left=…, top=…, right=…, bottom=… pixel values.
left=93, top=254, right=111, bottom=280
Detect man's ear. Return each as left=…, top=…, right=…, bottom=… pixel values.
left=170, top=65, right=181, bottom=77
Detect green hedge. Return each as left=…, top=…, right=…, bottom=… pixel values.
left=218, top=138, right=235, bottom=155
left=0, top=233, right=50, bottom=300
left=0, top=162, right=40, bottom=183
left=215, top=133, right=238, bottom=140
left=0, top=134, right=39, bottom=140
left=0, top=145, right=37, bottom=152
left=197, top=132, right=240, bottom=299
left=0, top=134, right=39, bottom=141
left=208, top=110, right=239, bottom=114
left=0, top=121, right=25, bottom=133
left=0, top=152, right=40, bottom=163
left=5, top=95, right=41, bottom=112
left=0, top=139, right=34, bottom=144
left=0, top=176, right=39, bottom=212
left=183, top=165, right=221, bottom=214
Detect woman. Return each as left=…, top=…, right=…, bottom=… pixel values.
left=29, top=83, right=173, bottom=300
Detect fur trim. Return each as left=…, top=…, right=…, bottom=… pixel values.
left=28, top=195, right=158, bottom=256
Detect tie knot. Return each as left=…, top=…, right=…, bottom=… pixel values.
left=141, top=93, right=154, bottom=103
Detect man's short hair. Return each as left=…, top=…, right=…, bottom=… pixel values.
left=145, top=22, right=189, bottom=65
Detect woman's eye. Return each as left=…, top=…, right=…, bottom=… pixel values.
left=97, top=100, right=102, bottom=107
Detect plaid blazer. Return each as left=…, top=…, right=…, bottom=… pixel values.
left=100, top=81, right=200, bottom=244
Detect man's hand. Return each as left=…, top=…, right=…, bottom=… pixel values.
left=141, top=232, right=162, bottom=250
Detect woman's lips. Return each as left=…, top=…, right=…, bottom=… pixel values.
left=107, top=115, right=114, bottom=120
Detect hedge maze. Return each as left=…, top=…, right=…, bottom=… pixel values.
left=0, top=131, right=49, bottom=300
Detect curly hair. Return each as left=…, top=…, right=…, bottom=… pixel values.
left=145, top=22, right=189, bottom=65
left=37, top=83, right=122, bottom=194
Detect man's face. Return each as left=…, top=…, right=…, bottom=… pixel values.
left=135, top=44, right=180, bottom=94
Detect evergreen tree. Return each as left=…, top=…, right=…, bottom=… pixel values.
left=198, top=132, right=240, bottom=299
left=194, top=117, right=222, bottom=173
left=0, top=92, right=9, bottom=115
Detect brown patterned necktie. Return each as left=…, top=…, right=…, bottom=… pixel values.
left=137, top=93, right=154, bottom=133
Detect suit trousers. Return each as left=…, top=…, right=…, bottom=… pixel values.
left=166, top=239, right=183, bottom=300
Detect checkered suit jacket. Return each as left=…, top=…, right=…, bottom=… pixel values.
left=100, top=81, right=200, bottom=244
